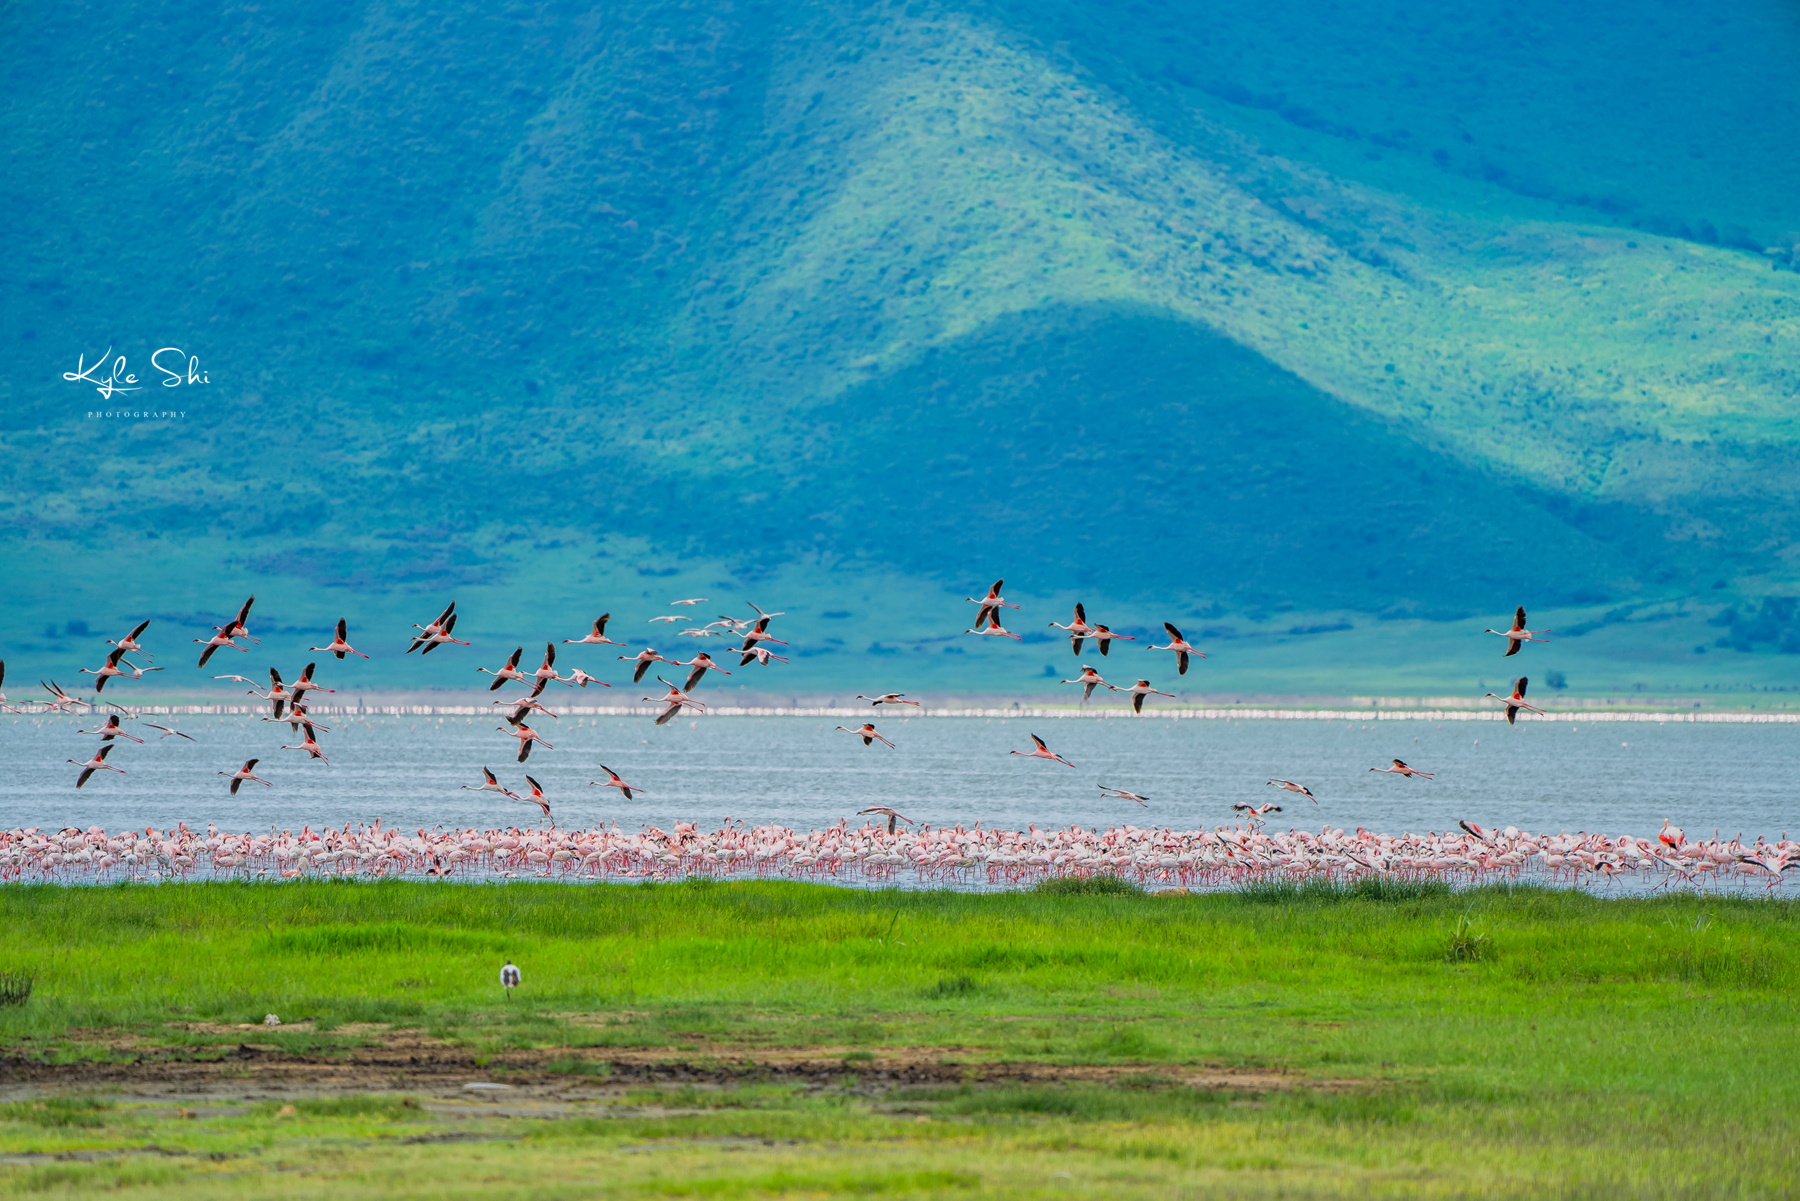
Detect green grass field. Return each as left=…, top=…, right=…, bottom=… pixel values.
left=1, top=879, right=1795, bottom=1197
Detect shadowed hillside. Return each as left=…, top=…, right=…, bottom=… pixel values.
left=3, top=0, right=1797, bottom=693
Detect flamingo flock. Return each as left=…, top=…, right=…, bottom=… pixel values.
left=0, top=820, right=1793, bottom=891
left=4, top=587, right=1789, bottom=893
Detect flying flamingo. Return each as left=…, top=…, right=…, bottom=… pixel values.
left=1011, top=733, right=1074, bottom=768
left=1484, top=606, right=1550, bottom=657
left=564, top=614, right=624, bottom=647
left=480, top=647, right=527, bottom=691
left=1048, top=602, right=1099, bottom=656
left=144, top=723, right=196, bottom=741
left=1233, top=801, right=1282, bottom=817
left=670, top=598, right=708, bottom=606
left=39, top=680, right=82, bottom=714
left=836, top=723, right=895, bottom=748
left=407, top=601, right=457, bottom=653
left=1485, top=676, right=1544, bottom=725
left=242, top=667, right=291, bottom=717
left=310, top=618, right=369, bottom=660
left=1059, top=666, right=1115, bottom=701
left=289, top=662, right=334, bottom=704
left=855, top=694, right=920, bottom=707
left=68, top=744, right=125, bottom=787
left=220, top=758, right=271, bottom=794
left=737, top=646, right=789, bottom=667
left=498, top=684, right=560, bottom=724
left=964, top=620, right=1023, bottom=641
left=210, top=595, right=257, bottom=646
left=193, top=628, right=247, bottom=668
left=622, top=647, right=676, bottom=683
left=965, top=579, right=1018, bottom=630
left=520, top=775, right=552, bottom=822
left=1092, top=624, right=1135, bottom=656
left=645, top=678, right=705, bottom=726
left=565, top=668, right=611, bottom=688
left=415, top=612, right=470, bottom=654
left=681, top=652, right=730, bottom=692
left=77, top=715, right=144, bottom=743
left=106, top=619, right=153, bottom=662
left=747, top=602, right=786, bottom=620
left=588, top=765, right=643, bottom=801
left=1118, top=679, right=1174, bottom=714
left=461, top=766, right=520, bottom=801
left=1459, top=820, right=1494, bottom=843
left=263, top=704, right=330, bottom=734
left=857, top=805, right=913, bottom=834
left=648, top=615, right=690, bottom=626
left=497, top=721, right=553, bottom=762
left=280, top=723, right=329, bottom=763
left=1098, top=785, right=1150, bottom=807
left=527, top=643, right=562, bottom=687
left=82, top=646, right=163, bottom=691
left=1267, top=779, right=1317, bottom=803
left=1148, top=623, right=1204, bottom=675
left=1370, top=759, right=1434, bottom=780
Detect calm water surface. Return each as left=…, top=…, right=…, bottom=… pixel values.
left=3, top=712, right=1795, bottom=843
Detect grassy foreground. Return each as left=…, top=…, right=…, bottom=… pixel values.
left=0, top=879, right=1796, bottom=1198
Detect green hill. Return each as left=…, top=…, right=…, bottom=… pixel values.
left=3, top=0, right=1797, bottom=696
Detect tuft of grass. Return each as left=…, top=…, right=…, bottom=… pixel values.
left=0, top=969, right=31, bottom=1008
left=1032, top=875, right=1143, bottom=897
left=922, top=973, right=979, bottom=999
left=545, top=1054, right=609, bottom=1076
left=1444, top=909, right=1493, bottom=962
left=0, top=1096, right=111, bottom=1128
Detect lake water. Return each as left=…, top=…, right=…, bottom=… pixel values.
left=5, top=710, right=1795, bottom=846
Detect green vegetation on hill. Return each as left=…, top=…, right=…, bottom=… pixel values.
left=3, top=0, right=1797, bottom=693
left=0, top=880, right=1795, bottom=1197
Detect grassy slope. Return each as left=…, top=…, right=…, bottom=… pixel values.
left=3, top=0, right=1799, bottom=697
left=1, top=881, right=1797, bottom=1197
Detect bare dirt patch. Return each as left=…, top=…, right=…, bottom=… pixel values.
left=0, top=1026, right=1367, bottom=1100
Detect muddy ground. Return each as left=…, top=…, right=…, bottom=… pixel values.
left=0, top=1027, right=1350, bottom=1104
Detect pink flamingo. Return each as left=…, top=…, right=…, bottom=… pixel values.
left=106, top=619, right=153, bottom=661
left=858, top=805, right=913, bottom=834
left=220, top=758, right=271, bottom=795
left=68, top=744, right=126, bottom=788
left=480, top=647, right=527, bottom=691
left=856, top=693, right=920, bottom=707
left=1011, top=733, right=1074, bottom=768
left=1092, top=624, right=1135, bottom=656
left=836, top=723, right=895, bottom=748
left=407, top=601, right=457, bottom=653
left=280, top=723, right=329, bottom=764
left=681, top=652, right=730, bottom=692
left=965, top=579, right=1018, bottom=630
left=1048, top=602, right=1098, bottom=655
left=1484, top=606, right=1550, bottom=657
left=77, top=715, right=144, bottom=744
left=1119, top=679, right=1173, bottom=714
left=1485, top=676, right=1544, bottom=725
left=461, top=766, right=520, bottom=801
left=622, top=647, right=676, bottom=684
left=497, top=721, right=553, bottom=763
left=1370, top=759, right=1434, bottom=780
left=1148, top=623, right=1204, bottom=675
left=310, top=618, right=369, bottom=660
left=415, top=611, right=470, bottom=655
left=564, top=614, right=624, bottom=647
left=1059, top=665, right=1115, bottom=701
left=589, top=765, right=643, bottom=801
left=1267, top=779, right=1316, bottom=804
left=1098, top=785, right=1150, bottom=807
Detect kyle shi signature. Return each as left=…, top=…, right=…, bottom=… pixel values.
left=63, top=346, right=210, bottom=398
